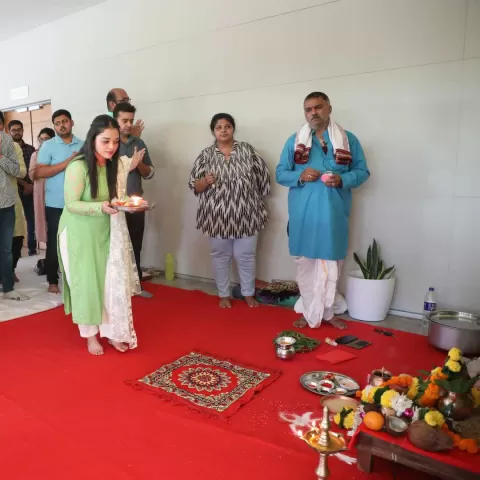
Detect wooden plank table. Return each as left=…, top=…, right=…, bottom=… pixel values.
left=356, top=431, right=478, bottom=480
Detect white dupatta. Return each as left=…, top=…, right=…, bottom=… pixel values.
left=102, top=155, right=141, bottom=348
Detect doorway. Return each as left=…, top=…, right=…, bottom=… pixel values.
left=4, top=102, right=52, bottom=149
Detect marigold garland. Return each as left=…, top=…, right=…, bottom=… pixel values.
left=448, top=348, right=462, bottom=362
left=407, top=377, right=419, bottom=400
left=445, top=359, right=461, bottom=373
left=380, top=375, right=413, bottom=388
left=334, top=408, right=355, bottom=430
left=419, top=383, right=441, bottom=407
left=380, top=389, right=399, bottom=409
left=441, top=423, right=478, bottom=454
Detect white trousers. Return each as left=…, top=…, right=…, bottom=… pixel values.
left=59, top=228, right=113, bottom=340
left=294, top=258, right=346, bottom=328
left=209, top=236, right=257, bottom=298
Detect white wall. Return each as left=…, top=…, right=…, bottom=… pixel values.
left=1, top=0, right=479, bottom=314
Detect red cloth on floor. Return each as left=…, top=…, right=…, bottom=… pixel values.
left=0, top=283, right=467, bottom=479
left=316, top=348, right=357, bottom=364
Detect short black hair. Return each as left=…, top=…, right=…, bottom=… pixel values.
left=39, top=127, right=55, bottom=139
left=0, top=111, right=4, bottom=126
left=106, top=90, right=116, bottom=108
left=8, top=120, right=23, bottom=130
left=113, top=102, right=136, bottom=119
left=52, top=109, right=72, bottom=123
left=304, top=92, right=330, bottom=102
left=210, top=113, right=235, bottom=132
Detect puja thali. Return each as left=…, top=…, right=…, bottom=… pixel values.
left=300, top=371, right=360, bottom=397
left=111, top=201, right=156, bottom=213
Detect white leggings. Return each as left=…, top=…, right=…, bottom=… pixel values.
left=209, top=236, right=257, bottom=298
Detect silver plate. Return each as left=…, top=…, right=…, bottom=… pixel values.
left=300, top=371, right=360, bottom=397
left=111, top=203, right=156, bottom=213
left=427, top=310, right=480, bottom=331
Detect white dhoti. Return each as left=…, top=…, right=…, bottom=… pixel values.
left=294, top=257, right=347, bottom=328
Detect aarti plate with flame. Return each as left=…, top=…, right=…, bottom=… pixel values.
left=111, top=197, right=156, bottom=213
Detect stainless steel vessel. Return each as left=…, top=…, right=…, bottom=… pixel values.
left=275, top=336, right=296, bottom=360
left=427, top=310, right=480, bottom=356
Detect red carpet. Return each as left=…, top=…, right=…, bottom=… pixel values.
left=0, top=284, right=456, bottom=479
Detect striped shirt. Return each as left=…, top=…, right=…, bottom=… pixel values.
left=188, top=141, right=271, bottom=239
left=0, top=132, right=20, bottom=208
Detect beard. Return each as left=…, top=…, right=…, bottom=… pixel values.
left=58, top=128, right=71, bottom=138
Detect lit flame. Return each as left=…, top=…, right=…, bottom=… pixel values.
left=131, top=196, right=142, bottom=206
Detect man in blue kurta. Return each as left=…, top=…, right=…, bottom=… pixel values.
left=276, top=92, right=370, bottom=329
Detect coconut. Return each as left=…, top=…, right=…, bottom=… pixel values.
left=386, top=416, right=408, bottom=437
left=407, top=421, right=453, bottom=452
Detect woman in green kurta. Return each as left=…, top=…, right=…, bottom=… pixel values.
left=58, top=115, right=142, bottom=356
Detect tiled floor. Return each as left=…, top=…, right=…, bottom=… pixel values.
left=149, top=274, right=426, bottom=336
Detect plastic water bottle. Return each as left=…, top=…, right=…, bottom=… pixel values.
left=422, top=287, right=437, bottom=333
left=165, top=253, right=175, bottom=281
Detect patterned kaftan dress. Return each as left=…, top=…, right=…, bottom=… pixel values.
left=58, top=155, right=140, bottom=348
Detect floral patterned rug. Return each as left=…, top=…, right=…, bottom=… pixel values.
left=128, top=351, right=281, bottom=419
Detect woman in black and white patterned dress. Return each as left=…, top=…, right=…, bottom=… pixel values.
left=188, top=113, right=271, bottom=309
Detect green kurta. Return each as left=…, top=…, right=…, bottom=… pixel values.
left=58, top=157, right=110, bottom=325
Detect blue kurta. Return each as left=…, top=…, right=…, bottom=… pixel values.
left=276, top=130, right=369, bottom=260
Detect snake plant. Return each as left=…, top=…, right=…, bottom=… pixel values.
left=353, top=239, right=395, bottom=280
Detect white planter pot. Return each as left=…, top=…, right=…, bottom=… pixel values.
left=345, top=270, right=396, bottom=322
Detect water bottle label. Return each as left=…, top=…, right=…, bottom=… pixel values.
left=424, top=302, right=437, bottom=312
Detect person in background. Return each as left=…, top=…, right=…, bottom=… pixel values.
left=29, top=128, right=55, bottom=247
left=276, top=92, right=370, bottom=329
left=10, top=146, right=27, bottom=283
left=113, top=103, right=153, bottom=298
left=0, top=114, right=29, bottom=289
left=58, top=115, right=142, bottom=355
left=36, top=110, right=84, bottom=294
left=8, top=120, right=37, bottom=256
left=188, top=113, right=271, bottom=309
left=0, top=110, right=28, bottom=301
left=106, top=89, right=144, bottom=137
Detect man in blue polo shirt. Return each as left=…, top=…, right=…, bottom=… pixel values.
left=36, top=109, right=84, bottom=294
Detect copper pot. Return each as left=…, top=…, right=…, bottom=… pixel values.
left=437, top=391, right=474, bottom=420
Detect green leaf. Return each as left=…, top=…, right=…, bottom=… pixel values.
left=435, top=375, right=480, bottom=394
left=367, top=245, right=372, bottom=272
left=418, top=408, right=429, bottom=421
left=373, top=386, right=389, bottom=404
left=354, top=253, right=370, bottom=279
left=376, top=260, right=384, bottom=280
left=372, top=240, right=379, bottom=278
left=380, top=266, right=395, bottom=280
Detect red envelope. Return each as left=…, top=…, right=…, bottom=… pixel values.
left=316, top=349, right=357, bottom=365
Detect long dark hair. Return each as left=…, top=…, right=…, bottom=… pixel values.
left=79, top=115, right=119, bottom=200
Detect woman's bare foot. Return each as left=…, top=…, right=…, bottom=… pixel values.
left=244, top=296, right=259, bottom=308
left=219, top=297, right=232, bottom=309
left=87, top=336, right=104, bottom=356
left=108, top=340, right=128, bottom=353
left=326, top=318, right=347, bottom=329
left=293, top=317, right=308, bottom=328
left=48, top=284, right=60, bottom=294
